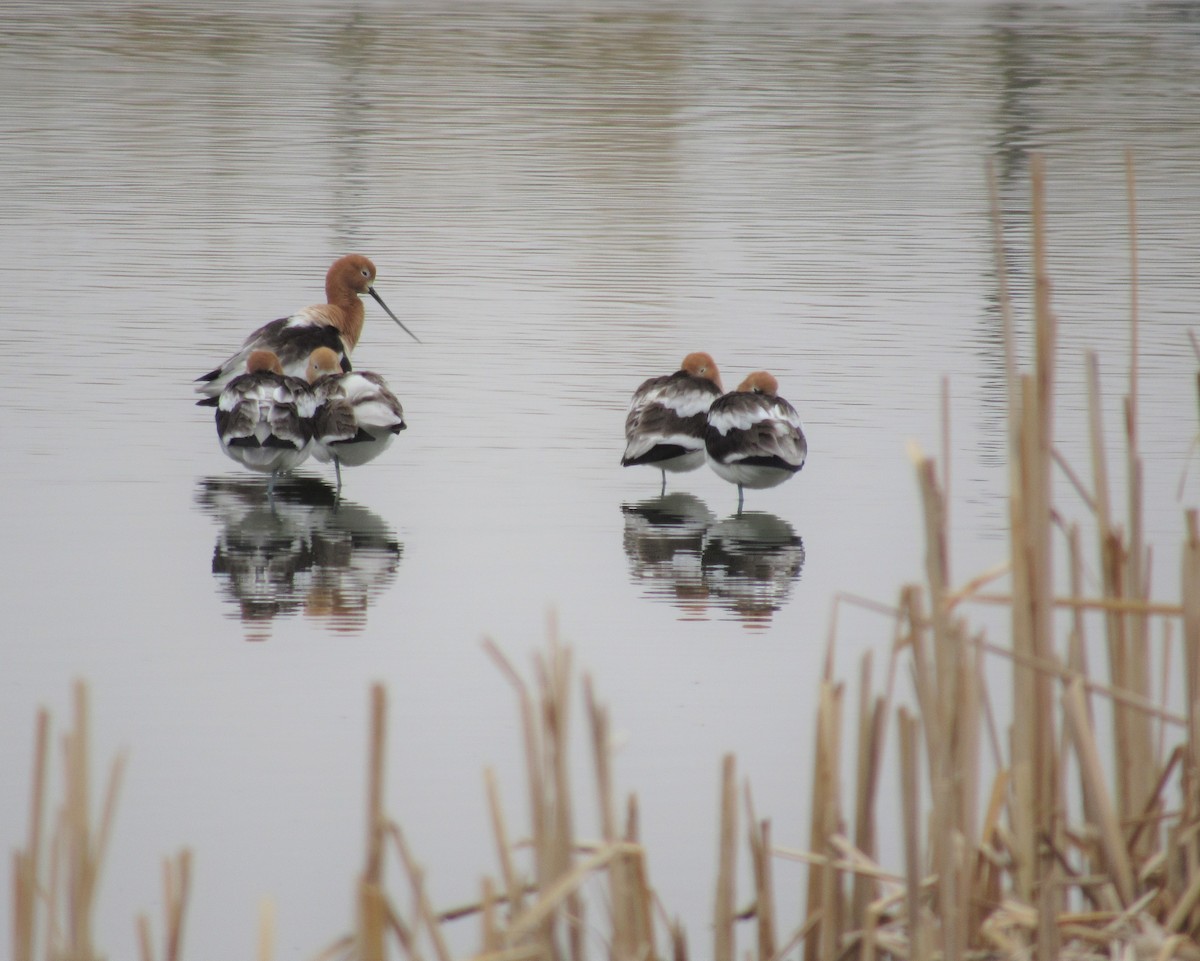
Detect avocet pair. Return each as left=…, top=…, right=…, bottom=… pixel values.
left=621, top=352, right=807, bottom=510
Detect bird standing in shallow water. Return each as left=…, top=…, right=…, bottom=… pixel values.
left=705, top=370, right=807, bottom=512
left=621, top=351, right=724, bottom=495
left=195, top=253, right=419, bottom=406
left=305, top=346, right=407, bottom=492
left=215, top=349, right=315, bottom=496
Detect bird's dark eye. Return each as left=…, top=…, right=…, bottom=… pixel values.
left=361, top=269, right=369, bottom=278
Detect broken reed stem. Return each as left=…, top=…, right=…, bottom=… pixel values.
left=366, top=683, right=387, bottom=885
left=1126, top=146, right=1140, bottom=457
left=138, top=850, right=193, bottom=961
left=67, top=682, right=127, bottom=961
left=745, top=785, right=777, bottom=961
left=714, top=754, right=736, bottom=961
left=898, top=710, right=922, bottom=960
left=986, top=157, right=1021, bottom=456
left=13, top=707, right=49, bottom=961
left=966, top=592, right=1183, bottom=618
left=850, top=651, right=886, bottom=933
left=358, top=683, right=388, bottom=961
left=483, top=639, right=546, bottom=902
left=502, top=841, right=643, bottom=944
left=806, top=679, right=845, bottom=961
left=1185, top=512, right=1200, bottom=810
left=485, top=768, right=524, bottom=923
left=959, top=624, right=1186, bottom=726
left=258, top=898, right=276, bottom=961
left=1030, top=154, right=1062, bottom=947
left=389, top=824, right=452, bottom=961
left=539, top=638, right=585, bottom=961
left=1063, top=680, right=1136, bottom=905
left=1124, top=148, right=1157, bottom=864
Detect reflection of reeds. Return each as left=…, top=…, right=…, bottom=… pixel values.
left=12, top=157, right=1200, bottom=959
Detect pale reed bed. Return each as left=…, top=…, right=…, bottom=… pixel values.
left=12, top=154, right=1200, bottom=959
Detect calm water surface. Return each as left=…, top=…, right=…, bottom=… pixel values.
left=2, top=1, right=1199, bottom=956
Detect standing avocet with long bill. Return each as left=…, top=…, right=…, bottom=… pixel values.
left=621, top=352, right=724, bottom=495
left=304, top=346, right=407, bottom=491
left=705, top=370, right=807, bottom=511
left=195, top=254, right=419, bottom=406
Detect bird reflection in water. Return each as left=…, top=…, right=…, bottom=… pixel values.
left=195, top=476, right=402, bottom=640
left=621, top=494, right=805, bottom=627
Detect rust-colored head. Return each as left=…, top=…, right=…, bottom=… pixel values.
left=306, top=346, right=342, bottom=383
left=325, top=254, right=377, bottom=301
left=735, top=370, right=778, bottom=395
left=246, top=350, right=284, bottom=375
left=324, top=253, right=420, bottom=345
left=680, top=351, right=723, bottom=391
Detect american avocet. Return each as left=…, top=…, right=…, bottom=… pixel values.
left=195, top=253, right=419, bottom=406
left=621, top=352, right=724, bottom=495
left=705, top=370, right=807, bottom=511
left=215, top=349, right=315, bottom=494
left=305, top=346, right=407, bottom=491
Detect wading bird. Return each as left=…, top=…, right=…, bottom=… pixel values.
left=215, top=350, right=316, bottom=496
left=196, top=253, right=418, bottom=406
left=705, top=370, right=807, bottom=511
left=305, top=346, right=407, bottom=491
left=621, top=351, right=724, bottom=495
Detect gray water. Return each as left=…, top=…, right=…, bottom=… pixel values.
left=2, top=1, right=1199, bottom=957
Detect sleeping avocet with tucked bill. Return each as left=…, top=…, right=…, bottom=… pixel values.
left=305, top=347, right=407, bottom=491
left=195, top=253, right=419, bottom=406
left=705, top=370, right=807, bottom=511
left=215, top=349, right=316, bottom=494
left=621, top=351, right=724, bottom=495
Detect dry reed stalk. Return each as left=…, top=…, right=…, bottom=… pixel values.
left=357, top=683, right=389, bottom=961
left=713, top=754, right=736, bottom=961
left=986, top=158, right=1021, bottom=466
left=588, top=674, right=656, bottom=960
left=138, top=914, right=153, bottom=961
left=480, top=634, right=674, bottom=961
left=743, top=785, right=776, bottom=961
left=1123, top=156, right=1153, bottom=852
left=389, top=824, right=452, bottom=961
left=356, top=866, right=388, bottom=961
left=61, top=681, right=127, bottom=961
left=502, top=842, right=642, bottom=944
left=535, top=636, right=585, bottom=961
left=1029, top=156, right=1063, bottom=956
left=1062, top=679, right=1136, bottom=906
left=13, top=707, right=48, bottom=961
left=966, top=592, right=1184, bottom=618
left=136, top=850, right=193, bottom=961
left=774, top=840, right=902, bottom=886
left=480, top=877, right=500, bottom=955
left=805, top=678, right=845, bottom=961
left=898, top=709, right=922, bottom=960
left=1087, top=346, right=1153, bottom=860
left=849, top=652, right=886, bottom=933
left=484, top=640, right=545, bottom=870
left=1186, top=511, right=1200, bottom=799
left=1179, top=510, right=1200, bottom=937
left=668, top=920, right=686, bottom=961
left=485, top=768, right=525, bottom=923
left=259, top=898, right=277, bottom=961
left=611, top=794, right=656, bottom=961
left=913, top=442, right=993, bottom=955
left=584, top=675, right=634, bottom=960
